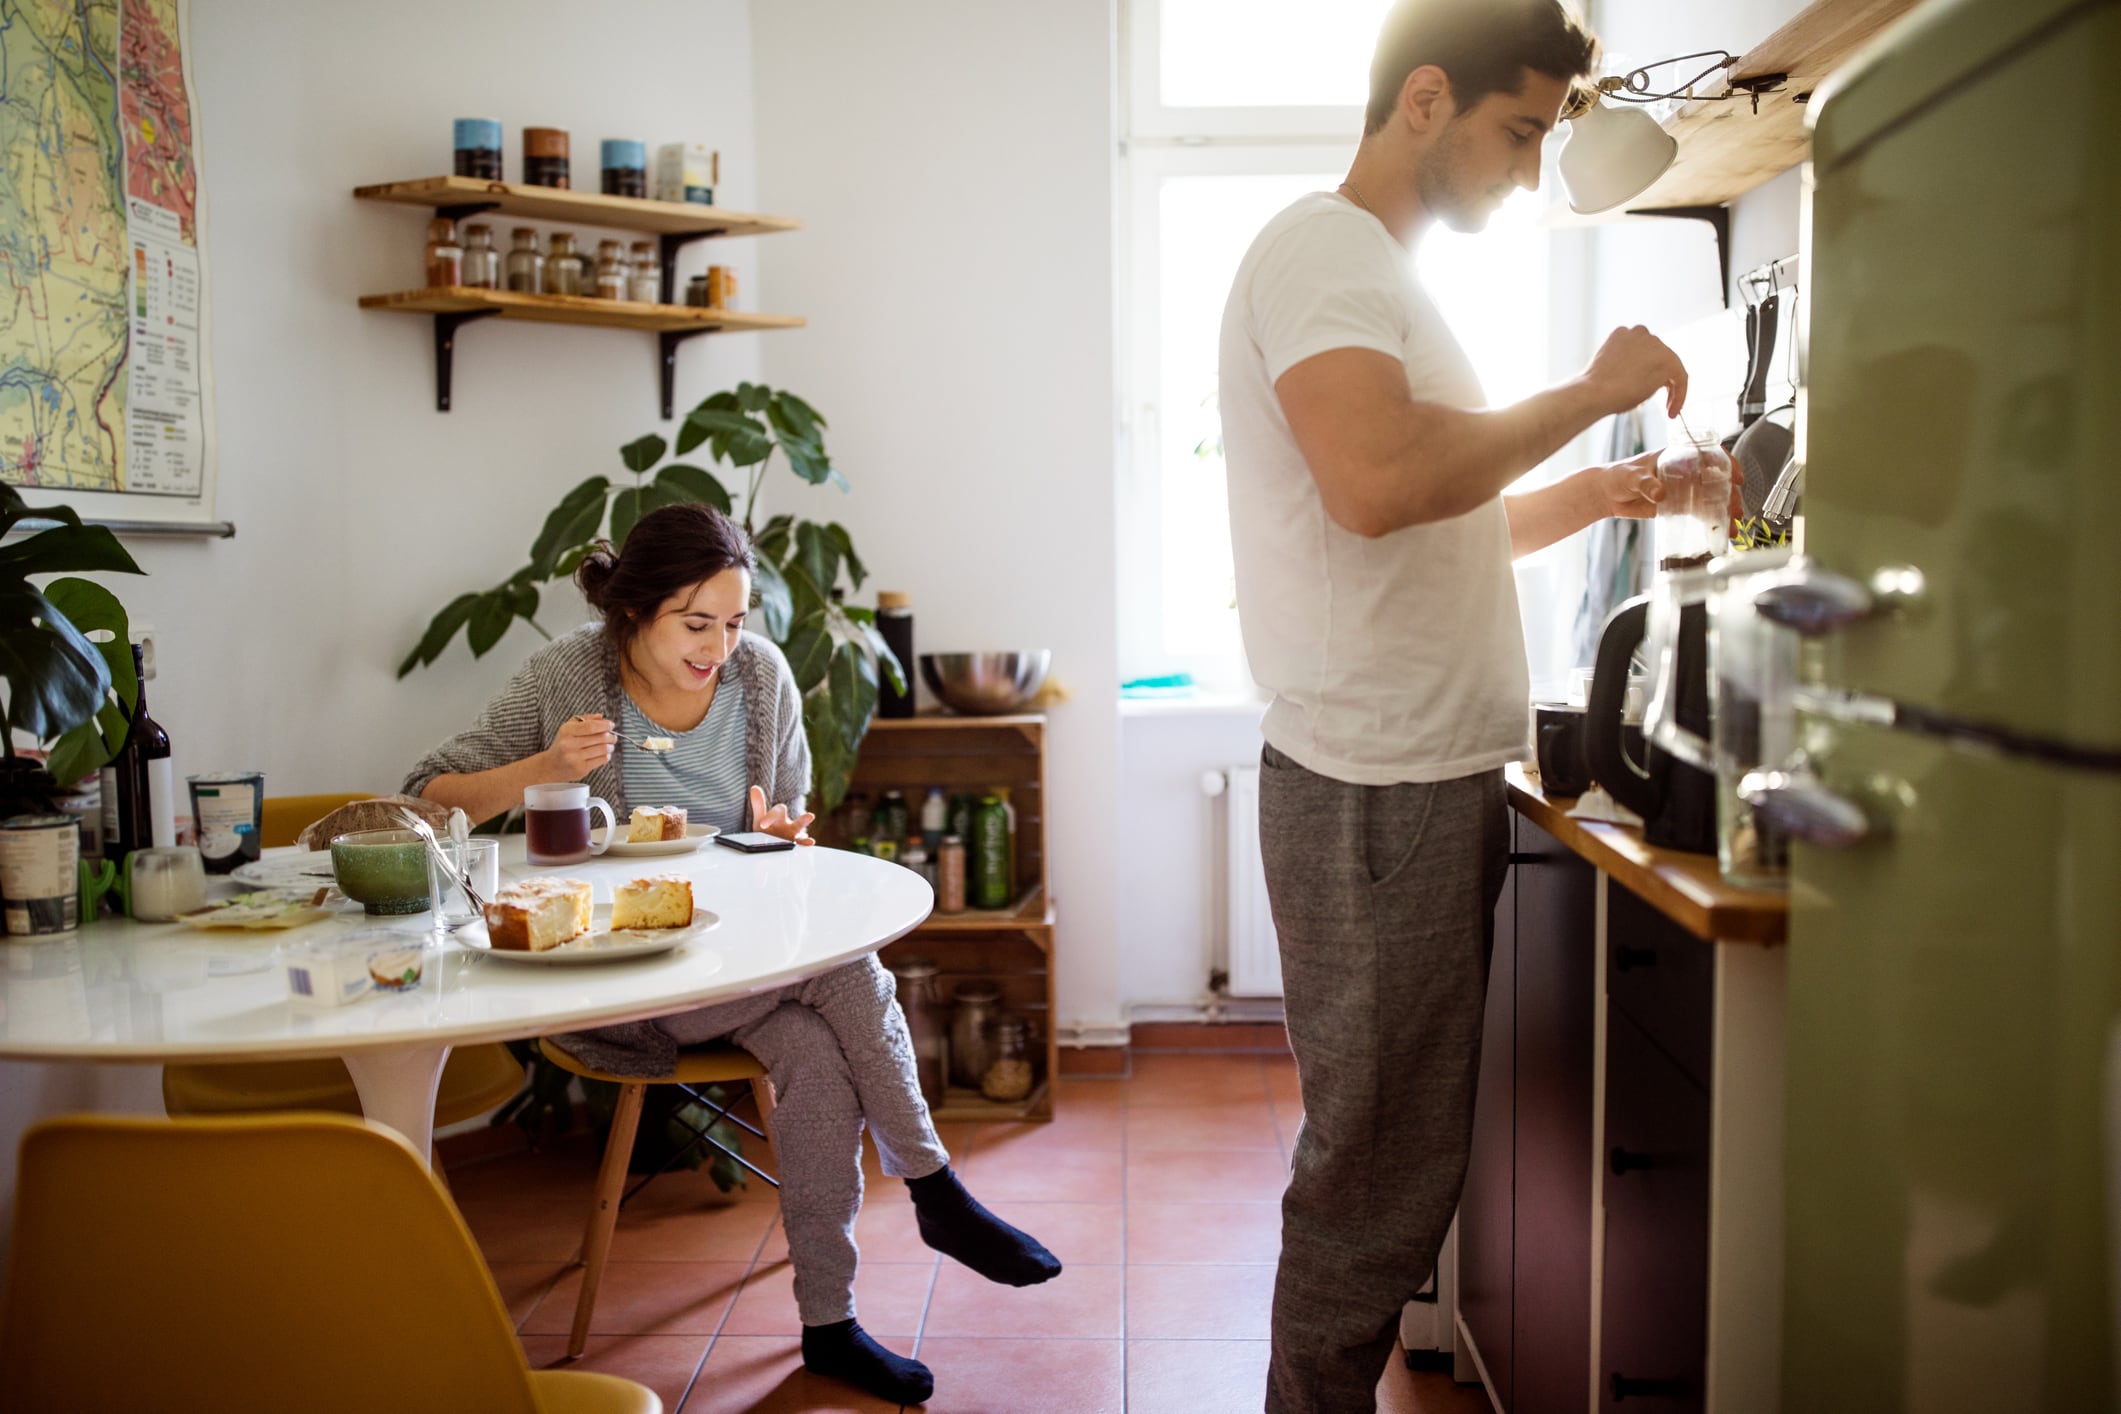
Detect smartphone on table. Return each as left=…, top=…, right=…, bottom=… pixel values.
left=715, top=832, right=798, bottom=854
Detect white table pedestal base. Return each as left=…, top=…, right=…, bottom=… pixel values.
left=343, top=1044, right=451, bottom=1165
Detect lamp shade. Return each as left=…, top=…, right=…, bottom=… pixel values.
left=1559, top=99, right=1679, bottom=215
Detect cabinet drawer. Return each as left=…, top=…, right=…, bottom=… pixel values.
left=1600, top=1010, right=1709, bottom=1414
left=1606, top=884, right=1713, bottom=1087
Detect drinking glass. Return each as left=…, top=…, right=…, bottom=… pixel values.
left=126, top=847, right=208, bottom=922
left=1655, top=432, right=1733, bottom=571
left=523, top=782, right=615, bottom=866
left=426, top=837, right=501, bottom=928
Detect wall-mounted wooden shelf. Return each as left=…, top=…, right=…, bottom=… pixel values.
left=354, top=175, right=805, bottom=415
left=352, top=176, right=803, bottom=239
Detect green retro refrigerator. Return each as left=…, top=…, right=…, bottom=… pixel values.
left=1763, top=0, right=2121, bottom=1408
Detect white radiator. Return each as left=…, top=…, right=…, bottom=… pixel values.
left=1222, top=764, right=1283, bottom=998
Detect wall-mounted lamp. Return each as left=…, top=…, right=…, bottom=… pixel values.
left=1557, top=50, right=1787, bottom=215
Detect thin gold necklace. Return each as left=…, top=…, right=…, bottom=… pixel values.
left=1339, top=179, right=1375, bottom=214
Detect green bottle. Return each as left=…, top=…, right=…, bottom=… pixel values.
left=971, top=793, right=1011, bottom=910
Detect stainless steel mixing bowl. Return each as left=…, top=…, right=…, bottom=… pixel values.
left=918, top=651, right=1051, bottom=716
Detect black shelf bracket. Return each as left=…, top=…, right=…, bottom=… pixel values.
left=1632, top=204, right=1733, bottom=307
left=432, top=309, right=501, bottom=412
left=436, top=200, right=502, bottom=223
left=658, top=228, right=731, bottom=305
left=659, top=328, right=715, bottom=419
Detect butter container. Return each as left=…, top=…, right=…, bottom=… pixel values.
left=285, top=937, right=373, bottom=1007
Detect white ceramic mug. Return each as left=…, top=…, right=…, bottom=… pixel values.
left=523, top=782, right=616, bottom=866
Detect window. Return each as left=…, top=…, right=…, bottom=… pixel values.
left=1119, top=0, right=1585, bottom=695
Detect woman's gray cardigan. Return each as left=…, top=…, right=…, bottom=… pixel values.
left=402, top=624, right=811, bottom=824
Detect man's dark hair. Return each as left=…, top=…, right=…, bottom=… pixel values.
left=1365, top=0, right=1596, bottom=135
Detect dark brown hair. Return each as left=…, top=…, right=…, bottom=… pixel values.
left=1365, top=0, right=1596, bottom=135
left=575, top=502, right=755, bottom=653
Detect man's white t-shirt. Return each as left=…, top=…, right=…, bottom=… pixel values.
left=1220, top=191, right=1531, bottom=786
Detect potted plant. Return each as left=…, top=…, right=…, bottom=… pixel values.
left=0, top=486, right=146, bottom=813
left=401, top=382, right=901, bottom=814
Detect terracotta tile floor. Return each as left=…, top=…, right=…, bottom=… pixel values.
left=451, top=1051, right=1492, bottom=1413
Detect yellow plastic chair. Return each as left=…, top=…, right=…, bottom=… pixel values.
left=538, top=1038, right=780, bottom=1358
left=0, top=1113, right=659, bottom=1414
left=165, top=791, right=525, bottom=1151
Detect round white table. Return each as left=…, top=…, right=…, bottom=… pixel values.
left=0, top=841, right=933, bottom=1160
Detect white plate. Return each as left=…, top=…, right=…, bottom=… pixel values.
left=457, top=903, right=720, bottom=965
left=231, top=852, right=340, bottom=890
left=596, top=822, right=720, bottom=858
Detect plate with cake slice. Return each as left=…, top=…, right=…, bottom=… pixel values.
left=599, top=805, right=720, bottom=858
left=462, top=874, right=719, bottom=964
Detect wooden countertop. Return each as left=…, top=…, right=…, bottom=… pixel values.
left=1506, top=763, right=1786, bottom=945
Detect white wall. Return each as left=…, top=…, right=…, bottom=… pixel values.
left=1, top=0, right=764, bottom=1267
left=751, top=2, right=1126, bottom=1038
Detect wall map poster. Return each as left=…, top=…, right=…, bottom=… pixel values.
left=0, top=0, right=216, bottom=524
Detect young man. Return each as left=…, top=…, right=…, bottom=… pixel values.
left=1216, top=2, right=1694, bottom=1407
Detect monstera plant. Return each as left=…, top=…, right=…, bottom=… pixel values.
left=400, top=383, right=901, bottom=813
left=0, top=485, right=144, bottom=801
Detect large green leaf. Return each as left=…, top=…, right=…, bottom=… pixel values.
left=655, top=463, right=733, bottom=514
left=793, top=521, right=841, bottom=599
left=828, top=640, right=879, bottom=747
left=41, top=578, right=134, bottom=782
left=825, top=523, right=866, bottom=589
left=684, top=408, right=773, bottom=468
left=0, top=521, right=143, bottom=579
left=736, top=381, right=771, bottom=413
left=771, top=389, right=827, bottom=437
left=781, top=555, right=830, bottom=625
left=508, top=579, right=541, bottom=620
left=398, top=591, right=482, bottom=677
left=750, top=559, right=795, bottom=640
left=619, top=433, right=667, bottom=474
left=529, top=477, right=612, bottom=578
left=466, top=590, right=515, bottom=657
left=803, top=690, right=852, bottom=814
left=611, top=482, right=679, bottom=549
left=782, top=618, right=833, bottom=694
left=752, top=514, right=795, bottom=563
left=0, top=585, right=112, bottom=742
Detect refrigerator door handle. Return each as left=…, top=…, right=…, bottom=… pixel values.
left=1754, top=557, right=1926, bottom=636
left=1739, top=761, right=1875, bottom=848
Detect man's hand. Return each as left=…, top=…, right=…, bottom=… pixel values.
left=1583, top=326, right=1688, bottom=419
left=1589, top=450, right=1663, bottom=520
left=749, top=785, right=816, bottom=845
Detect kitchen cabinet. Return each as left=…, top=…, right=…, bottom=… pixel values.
left=1458, top=814, right=1596, bottom=1414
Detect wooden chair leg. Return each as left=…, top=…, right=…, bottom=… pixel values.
left=570, top=1081, right=646, bottom=1359
left=752, top=1076, right=777, bottom=1136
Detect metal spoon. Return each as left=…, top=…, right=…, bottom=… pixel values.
left=394, top=808, right=488, bottom=917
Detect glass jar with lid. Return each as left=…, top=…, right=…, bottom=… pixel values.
left=981, top=1016, right=1036, bottom=1102
left=888, top=957, right=947, bottom=1106
left=459, top=223, right=499, bottom=290
left=423, top=217, right=462, bottom=287
left=546, top=232, right=584, bottom=297
left=948, top=980, right=1002, bottom=1090
left=628, top=241, right=659, bottom=303
left=503, top=227, right=544, bottom=294
left=592, top=240, right=627, bottom=300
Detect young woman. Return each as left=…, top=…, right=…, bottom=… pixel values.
left=404, top=504, right=1057, bottom=1404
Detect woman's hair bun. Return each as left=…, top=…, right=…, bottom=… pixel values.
left=574, top=542, right=620, bottom=608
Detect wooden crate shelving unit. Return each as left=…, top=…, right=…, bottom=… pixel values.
left=829, top=713, right=1056, bottom=1123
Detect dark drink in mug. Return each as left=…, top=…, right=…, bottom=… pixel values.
left=523, top=783, right=616, bottom=866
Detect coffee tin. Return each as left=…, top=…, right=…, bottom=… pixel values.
left=0, top=814, right=80, bottom=936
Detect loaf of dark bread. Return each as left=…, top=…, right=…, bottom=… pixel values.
left=296, top=795, right=453, bottom=851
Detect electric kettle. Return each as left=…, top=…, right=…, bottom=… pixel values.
left=1585, top=579, right=1718, bottom=854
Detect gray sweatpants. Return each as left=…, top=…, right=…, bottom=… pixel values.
left=1258, top=746, right=1508, bottom=1414
left=655, top=953, right=951, bottom=1325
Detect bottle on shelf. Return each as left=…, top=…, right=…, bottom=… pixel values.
left=423, top=217, right=463, bottom=287
left=504, top=227, right=544, bottom=294
left=546, top=232, right=584, bottom=297
left=628, top=241, right=659, bottom=303
left=920, top=786, right=946, bottom=854
left=876, top=592, right=915, bottom=718
left=971, top=793, right=1011, bottom=910
left=460, top=223, right=499, bottom=290
left=592, top=240, right=628, bottom=300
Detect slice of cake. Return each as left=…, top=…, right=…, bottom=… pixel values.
left=611, top=873, right=695, bottom=931
left=628, top=805, right=689, bottom=843
left=484, top=878, right=593, bottom=951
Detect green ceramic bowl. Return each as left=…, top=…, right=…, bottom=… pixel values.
left=329, top=828, right=433, bottom=916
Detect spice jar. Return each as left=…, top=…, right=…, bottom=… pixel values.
left=948, top=980, right=1001, bottom=1090
left=522, top=127, right=571, bottom=189
left=452, top=118, right=503, bottom=181
left=888, top=957, right=948, bottom=1106
left=628, top=241, right=659, bottom=303
left=546, top=232, right=584, bottom=297
left=685, top=273, right=711, bottom=308
left=592, top=240, right=627, bottom=299
left=423, top=218, right=462, bottom=287
left=982, top=1017, right=1036, bottom=1102
left=504, top=227, right=544, bottom=294
left=600, top=139, right=648, bottom=198
left=460, top=223, right=499, bottom=289
left=706, top=264, right=738, bottom=310
left=936, top=834, right=967, bottom=913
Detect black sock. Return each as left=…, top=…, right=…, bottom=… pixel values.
left=801, top=1319, right=933, bottom=1404
left=906, top=1165, right=1063, bottom=1287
